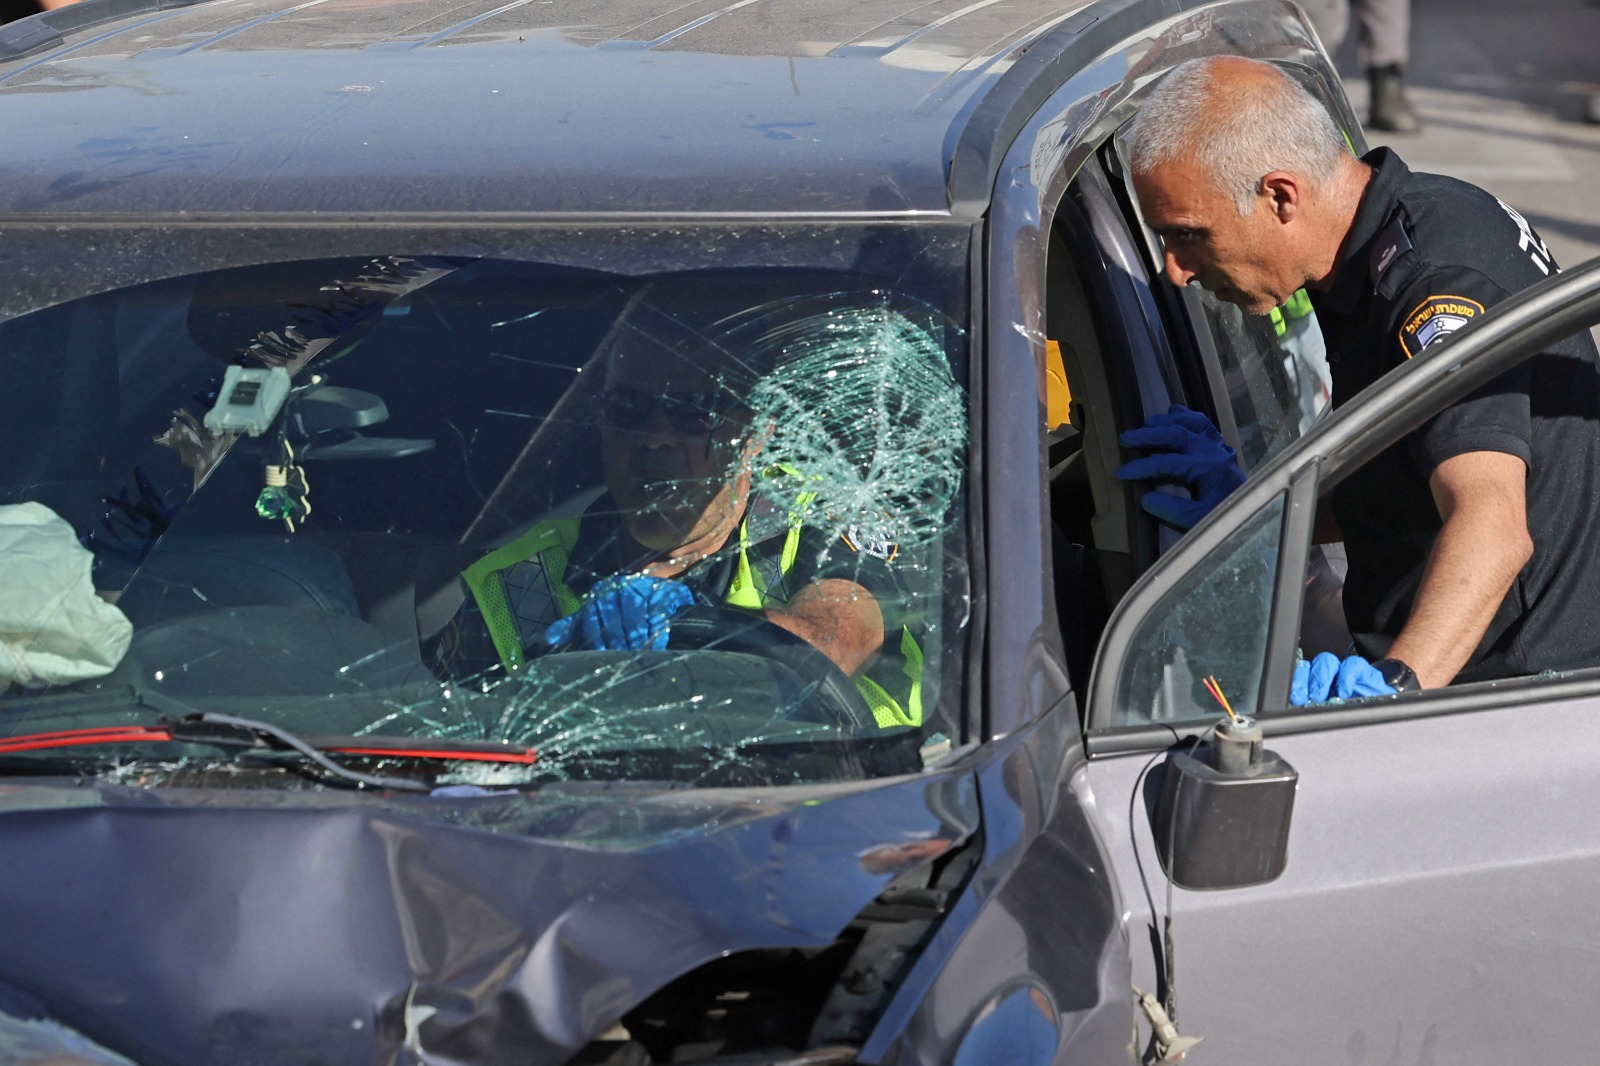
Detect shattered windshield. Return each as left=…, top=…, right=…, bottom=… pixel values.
left=0, top=247, right=971, bottom=790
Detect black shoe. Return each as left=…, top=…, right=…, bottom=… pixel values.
left=1369, top=65, right=1422, bottom=133
left=1585, top=93, right=1600, bottom=126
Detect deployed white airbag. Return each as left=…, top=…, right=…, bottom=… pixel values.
left=0, top=502, right=133, bottom=691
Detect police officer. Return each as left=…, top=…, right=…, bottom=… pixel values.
left=434, top=285, right=929, bottom=730
left=1120, top=55, right=1600, bottom=702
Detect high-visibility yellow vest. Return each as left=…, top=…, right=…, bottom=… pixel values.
left=460, top=511, right=923, bottom=728
left=1269, top=287, right=1316, bottom=338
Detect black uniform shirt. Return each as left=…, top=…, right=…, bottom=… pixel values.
left=1309, top=147, right=1600, bottom=682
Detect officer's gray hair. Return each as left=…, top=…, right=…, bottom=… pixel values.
left=1126, top=58, right=1347, bottom=215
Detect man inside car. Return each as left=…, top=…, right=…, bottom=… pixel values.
left=432, top=287, right=927, bottom=729
left=1118, top=55, right=1600, bottom=704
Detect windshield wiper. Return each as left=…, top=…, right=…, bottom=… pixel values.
left=0, top=709, right=538, bottom=793
left=169, top=713, right=436, bottom=793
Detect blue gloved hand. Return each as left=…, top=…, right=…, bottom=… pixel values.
left=1290, top=652, right=1398, bottom=706
left=1113, top=405, right=1246, bottom=530
left=544, top=574, right=696, bottom=652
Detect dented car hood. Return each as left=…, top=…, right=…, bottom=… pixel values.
left=0, top=769, right=978, bottom=1065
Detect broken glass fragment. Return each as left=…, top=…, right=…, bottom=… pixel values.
left=742, top=297, right=967, bottom=549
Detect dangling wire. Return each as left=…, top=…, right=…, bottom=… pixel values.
left=1202, top=674, right=1238, bottom=722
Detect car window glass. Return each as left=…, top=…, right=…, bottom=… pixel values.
left=0, top=254, right=972, bottom=790
left=1183, top=287, right=1333, bottom=468
left=1112, top=494, right=1283, bottom=726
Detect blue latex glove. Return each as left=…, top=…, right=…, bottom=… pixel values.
left=1290, top=652, right=1398, bottom=706
left=1113, top=405, right=1246, bottom=529
left=544, top=574, right=695, bottom=651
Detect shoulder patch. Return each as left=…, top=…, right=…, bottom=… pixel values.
left=840, top=526, right=898, bottom=562
left=1398, top=295, right=1485, bottom=359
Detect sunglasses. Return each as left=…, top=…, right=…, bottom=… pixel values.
left=598, top=387, right=736, bottom=434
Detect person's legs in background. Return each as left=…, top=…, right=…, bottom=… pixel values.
left=1355, top=0, right=1422, bottom=132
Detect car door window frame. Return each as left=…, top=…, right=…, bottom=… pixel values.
left=1086, top=256, right=1600, bottom=754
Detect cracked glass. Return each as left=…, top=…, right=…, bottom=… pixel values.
left=0, top=237, right=971, bottom=791
left=1113, top=494, right=1284, bottom=726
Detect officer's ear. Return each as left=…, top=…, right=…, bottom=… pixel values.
left=1258, top=171, right=1302, bottom=224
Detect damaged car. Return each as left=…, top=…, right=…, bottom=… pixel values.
left=5, top=0, right=1599, bottom=1064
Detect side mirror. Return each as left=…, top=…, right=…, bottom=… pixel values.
left=1151, top=716, right=1297, bottom=890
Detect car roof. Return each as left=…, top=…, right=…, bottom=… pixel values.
left=0, top=0, right=1113, bottom=217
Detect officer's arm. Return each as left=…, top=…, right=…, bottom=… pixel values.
left=764, top=578, right=885, bottom=676
left=1383, top=451, right=1533, bottom=689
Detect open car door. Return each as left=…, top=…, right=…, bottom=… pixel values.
left=1081, top=256, right=1600, bottom=1064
